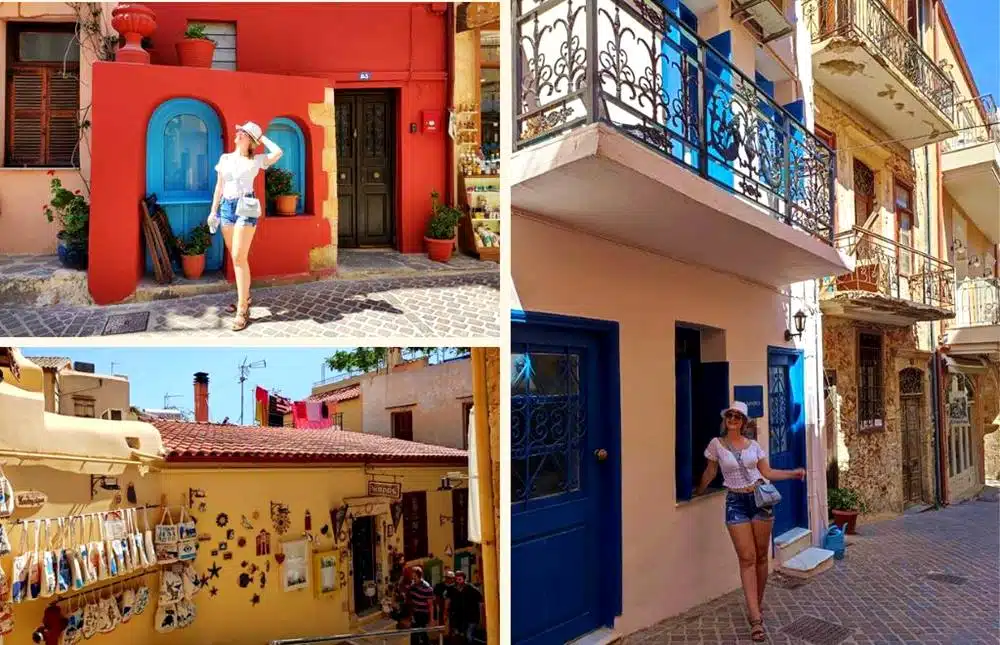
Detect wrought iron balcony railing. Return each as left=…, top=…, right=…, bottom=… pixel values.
left=514, top=0, right=836, bottom=244
left=822, top=227, right=956, bottom=309
left=952, top=277, right=1000, bottom=328
left=943, top=94, right=1000, bottom=153
left=805, top=0, right=955, bottom=119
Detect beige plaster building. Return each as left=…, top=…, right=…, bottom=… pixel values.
left=804, top=0, right=999, bottom=511
left=24, top=354, right=133, bottom=420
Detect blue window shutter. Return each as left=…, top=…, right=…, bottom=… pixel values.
left=676, top=359, right=694, bottom=501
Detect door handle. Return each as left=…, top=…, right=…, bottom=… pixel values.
left=353, top=128, right=358, bottom=139
left=594, top=448, right=608, bottom=462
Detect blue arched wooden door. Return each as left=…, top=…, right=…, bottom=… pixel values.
left=264, top=117, right=305, bottom=213
left=146, top=99, right=224, bottom=273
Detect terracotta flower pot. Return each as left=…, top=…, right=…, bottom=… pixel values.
left=176, top=37, right=215, bottom=68
left=424, top=236, right=455, bottom=263
left=275, top=195, right=298, bottom=216
left=111, top=3, right=157, bottom=64
left=831, top=509, right=859, bottom=535
left=181, top=254, right=206, bottom=280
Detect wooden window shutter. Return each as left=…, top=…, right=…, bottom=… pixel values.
left=402, top=491, right=428, bottom=561
left=452, top=489, right=470, bottom=549
left=391, top=410, right=413, bottom=441
left=7, top=67, right=79, bottom=167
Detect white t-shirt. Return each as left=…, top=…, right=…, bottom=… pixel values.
left=704, top=437, right=767, bottom=490
left=215, top=152, right=267, bottom=200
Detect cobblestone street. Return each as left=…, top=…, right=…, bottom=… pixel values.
left=0, top=271, right=500, bottom=338
left=624, top=489, right=999, bottom=644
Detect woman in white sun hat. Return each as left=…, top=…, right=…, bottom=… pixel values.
left=694, top=401, right=805, bottom=642
left=207, top=121, right=283, bottom=331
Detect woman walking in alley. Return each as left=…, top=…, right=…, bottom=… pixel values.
left=694, top=401, right=806, bottom=642
left=207, top=121, right=283, bottom=331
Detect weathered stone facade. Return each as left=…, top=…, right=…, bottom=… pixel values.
left=978, top=363, right=1000, bottom=481
left=823, top=316, right=936, bottom=513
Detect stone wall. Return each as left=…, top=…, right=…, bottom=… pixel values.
left=823, top=317, right=936, bottom=513
left=980, top=362, right=1000, bottom=481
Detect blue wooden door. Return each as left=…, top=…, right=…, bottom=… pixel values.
left=264, top=118, right=305, bottom=213
left=145, top=98, right=224, bottom=273
left=512, top=316, right=619, bottom=645
left=766, top=347, right=807, bottom=537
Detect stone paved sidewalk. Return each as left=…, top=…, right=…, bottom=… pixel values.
left=0, top=272, right=500, bottom=338
left=624, top=489, right=999, bottom=644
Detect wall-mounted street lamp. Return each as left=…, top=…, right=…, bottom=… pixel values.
left=784, top=309, right=808, bottom=342
left=90, top=475, right=120, bottom=499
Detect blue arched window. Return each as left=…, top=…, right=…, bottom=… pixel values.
left=145, top=99, right=224, bottom=272
left=264, top=117, right=306, bottom=213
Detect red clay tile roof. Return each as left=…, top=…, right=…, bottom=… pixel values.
left=25, top=356, right=71, bottom=370
left=307, top=384, right=361, bottom=402
left=153, top=420, right=466, bottom=465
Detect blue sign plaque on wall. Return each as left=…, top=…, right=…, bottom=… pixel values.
left=734, top=386, right=764, bottom=418
left=359, top=72, right=371, bottom=81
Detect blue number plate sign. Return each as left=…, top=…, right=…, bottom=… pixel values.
left=358, top=72, right=371, bottom=81
left=733, top=386, right=764, bottom=418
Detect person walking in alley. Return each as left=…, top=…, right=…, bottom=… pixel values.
left=207, top=121, right=283, bottom=331
left=694, top=401, right=806, bottom=642
left=407, top=566, right=435, bottom=645
left=433, top=570, right=455, bottom=627
left=445, top=570, right=483, bottom=644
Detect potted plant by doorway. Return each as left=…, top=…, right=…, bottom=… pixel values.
left=42, top=177, right=89, bottom=270
left=265, top=167, right=300, bottom=216
left=828, top=487, right=865, bottom=535
left=177, top=223, right=212, bottom=280
left=176, top=23, right=215, bottom=68
left=424, top=191, right=462, bottom=263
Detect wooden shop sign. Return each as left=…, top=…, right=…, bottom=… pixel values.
left=15, top=491, right=47, bottom=509
left=367, top=481, right=401, bottom=500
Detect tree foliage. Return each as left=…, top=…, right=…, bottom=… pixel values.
left=324, top=347, right=471, bottom=376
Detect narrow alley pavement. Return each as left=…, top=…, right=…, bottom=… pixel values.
left=625, top=489, right=1000, bottom=644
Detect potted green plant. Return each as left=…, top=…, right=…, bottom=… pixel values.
left=828, top=487, right=866, bottom=535
left=42, top=177, right=89, bottom=270
left=176, top=23, right=215, bottom=68
left=177, top=223, right=212, bottom=279
left=265, top=167, right=300, bottom=216
left=424, top=190, right=462, bottom=263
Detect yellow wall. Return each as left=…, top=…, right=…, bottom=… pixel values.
left=338, top=397, right=362, bottom=433
left=0, top=352, right=44, bottom=394
left=3, top=462, right=469, bottom=645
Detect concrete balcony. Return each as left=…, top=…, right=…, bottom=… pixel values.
left=805, top=0, right=956, bottom=148
left=942, top=97, right=1000, bottom=244
left=511, top=0, right=851, bottom=288
left=821, top=227, right=955, bottom=325
left=943, top=277, right=1000, bottom=360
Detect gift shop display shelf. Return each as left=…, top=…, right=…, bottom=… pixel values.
left=458, top=175, right=500, bottom=263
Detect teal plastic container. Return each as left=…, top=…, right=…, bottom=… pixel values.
left=824, top=524, right=846, bottom=560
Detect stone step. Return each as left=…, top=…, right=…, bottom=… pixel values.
left=779, top=546, right=835, bottom=580
left=773, top=526, right=812, bottom=565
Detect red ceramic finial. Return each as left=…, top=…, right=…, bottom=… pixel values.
left=111, top=3, right=157, bottom=64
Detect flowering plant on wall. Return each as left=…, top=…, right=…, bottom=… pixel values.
left=42, top=177, right=89, bottom=248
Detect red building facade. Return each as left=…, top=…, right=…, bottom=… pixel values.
left=89, top=2, right=451, bottom=304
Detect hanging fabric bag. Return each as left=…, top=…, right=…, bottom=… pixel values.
left=175, top=598, right=196, bottom=629
left=126, top=508, right=141, bottom=570
left=154, top=602, right=178, bottom=634
left=0, top=560, right=15, bottom=634
left=176, top=507, right=197, bottom=562
left=142, top=506, right=158, bottom=567
left=79, top=516, right=96, bottom=585
left=134, top=584, right=150, bottom=616
left=155, top=507, right=179, bottom=562
left=0, top=467, right=14, bottom=518
left=91, top=515, right=109, bottom=582
left=81, top=593, right=99, bottom=640
left=55, top=518, right=72, bottom=593
left=61, top=596, right=83, bottom=645
left=158, top=566, right=183, bottom=606
left=99, top=593, right=120, bottom=633
left=0, top=521, right=11, bottom=557
left=103, top=513, right=122, bottom=578
left=65, top=517, right=84, bottom=591
left=12, top=522, right=31, bottom=603
left=118, top=585, right=136, bottom=623
left=38, top=519, right=56, bottom=598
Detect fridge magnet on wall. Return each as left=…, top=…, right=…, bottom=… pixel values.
left=238, top=537, right=247, bottom=548
left=271, top=502, right=290, bottom=535
left=249, top=563, right=258, bottom=574
left=223, top=553, right=233, bottom=561
left=252, top=511, right=260, bottom=520
left=320, top=524, right=329, bottom=536
left=241, top=515, right=254, bottom=530
left=216, top=514, right=229, bottom=528
left=304, top=510, right=312, bottom=531
left=197, top=534, right=211, bottom=542
left=260, top=572, right=267, bottom=589
left=390, top=502, right=403, bottom=528
left=250, top=593, right=260, bottom=606
left=208, top=562, right=222, bottom=579
left=266, top=561, right=271, bottom=572
left=218, top=542, right=227, bottom=552
left=198, top=503, right=207, bottom=513
left=238, top=572, right=253, bottom=588
left=281, top=538, right=310, bottom=592
left=209, top=587, right=218, bottom=597
left=226, top=529, right=235, bottom=541
left=331, top=506, right=348, bottom=540
left=256, top=530, right=272, bottom=557
left=210, top=550, right=218, bottom=557
left=188, top=488, right=206, bottom=507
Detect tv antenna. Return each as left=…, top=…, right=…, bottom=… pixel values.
left=238, top=357, right=267, bottom=425
left=163, top=393, right=182, bottom=409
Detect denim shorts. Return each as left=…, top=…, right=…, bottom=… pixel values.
left=725, top=490, right=774, bottom=525
left=219, top=195, right=258, bottom=228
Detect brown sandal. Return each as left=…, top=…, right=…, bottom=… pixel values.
left=749, top=619, right=766, bottom=642
left=231, top=305, right=250, bottom=332
left=226, top=297, right=252, bottom=313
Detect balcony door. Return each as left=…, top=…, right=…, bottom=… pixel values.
left=895, top=181, right=915, bottom=298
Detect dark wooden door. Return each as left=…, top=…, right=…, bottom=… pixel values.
left=335, top=91, right=395, bottom=247
left=351, top=515, right=378, bottom=614
left=901, top=394, right=923, bottom=504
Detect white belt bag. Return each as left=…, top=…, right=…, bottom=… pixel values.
left=236, top=193, right=261, bottom=219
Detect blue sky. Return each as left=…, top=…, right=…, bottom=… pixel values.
left=948, top=0, right=999, bottom=100
left=25, top=347, right=355, bottom=424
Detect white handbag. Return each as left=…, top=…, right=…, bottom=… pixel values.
left=38, top=520, right=55, bottom=598
left=142, top=507, right=158, bottom=567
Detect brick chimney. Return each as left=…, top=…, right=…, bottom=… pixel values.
left=193, top=372, right=209, bottom=423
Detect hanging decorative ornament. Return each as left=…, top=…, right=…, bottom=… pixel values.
left=304, top=510, right=312, bottom=532
left=216, top=513, right=229, bottom=528
left=332, top=506, right=349, bottom=541
left=390, top=502, right=403, bottom=528
left=241, top=515, right=254, bottom=531
left=270, top=502, right=290, bottom=535
left=238, top=537, right=247, bottom=548
left=255, top=530, right=272, bottom=557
